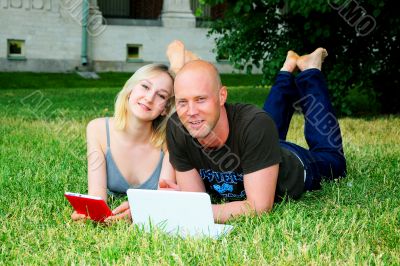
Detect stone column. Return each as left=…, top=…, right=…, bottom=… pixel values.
left=161, top=0, right=196, bottom=28
left=87, top=0, right=106, bottom=37
left=89, top=0, right=100, bottom=16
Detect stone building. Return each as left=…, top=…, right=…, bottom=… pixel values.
left=0, top=0, right=232, bottom=72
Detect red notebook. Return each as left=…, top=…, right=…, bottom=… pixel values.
left=65, top=192, right=113, bottom=222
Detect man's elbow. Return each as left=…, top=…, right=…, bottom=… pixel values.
left=246, top=200, right=274, bottom=215
left=255, top=205, right=273, bottom=215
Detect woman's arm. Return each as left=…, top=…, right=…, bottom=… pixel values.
left=87, top=119, right=108, bottom=200
left=71, top=119, right=107, bottom=221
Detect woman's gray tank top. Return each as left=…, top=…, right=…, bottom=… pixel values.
left=105, top=118, right=163, bottom=196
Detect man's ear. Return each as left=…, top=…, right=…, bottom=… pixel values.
left=219, top=86, right=228, bottom=105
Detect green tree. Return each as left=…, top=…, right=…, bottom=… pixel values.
left=204, top=0, right=399, bottom=115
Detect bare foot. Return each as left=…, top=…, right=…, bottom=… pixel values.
left=297, top=48, right=328, bottom=71
left=280, top=50, right=300, bottom=72
left=166, top=40, right=185, bottom=74
left=185, top=50, right=200, bottom=64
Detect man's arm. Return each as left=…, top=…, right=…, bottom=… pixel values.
left=212, top=164, right=279, bottom=223
left=175, top=169, right=206, bottom=192
left=176, top=164, right=279, bottom=223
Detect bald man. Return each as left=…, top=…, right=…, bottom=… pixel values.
left=166, top=45, right=346, bottom=223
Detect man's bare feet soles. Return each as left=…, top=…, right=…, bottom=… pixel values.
left=166, top=40, right=185, bottom=74
left=281, top=50, right=300, bottom=73
left=184, top=50, right=200, bottom=64
left=297, top=48, right=328, bottom=71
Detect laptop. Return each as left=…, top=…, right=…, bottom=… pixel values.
left=127, top=189, right=234, bottom=239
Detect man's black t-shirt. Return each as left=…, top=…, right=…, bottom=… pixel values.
left=167, top=103, right=304, bottom=201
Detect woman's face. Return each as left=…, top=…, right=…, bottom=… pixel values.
left=128, top=72, right=173, bottom=122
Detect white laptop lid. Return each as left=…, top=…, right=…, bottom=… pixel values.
left=127, top=189, right=233, bottom=238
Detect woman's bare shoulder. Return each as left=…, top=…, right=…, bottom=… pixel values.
left=87, top=117, right=108, bottom=130
left=86, top=117, right=109, bottom=141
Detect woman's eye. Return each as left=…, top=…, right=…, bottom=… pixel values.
left=141, top=84, right=149, bottom=90
left=158, top=94, right=167, bottom=100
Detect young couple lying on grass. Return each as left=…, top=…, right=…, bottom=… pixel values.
left=71, top=41, right=346, bottom=224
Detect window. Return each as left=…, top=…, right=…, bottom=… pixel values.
left=127, top=44, right=143, bottom=62
left=8, top=39, right=26, bottom=60
left=98, top=0, right=162, bottom=19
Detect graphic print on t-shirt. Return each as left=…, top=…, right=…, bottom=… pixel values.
left=200, top=169, right=246, bottom=200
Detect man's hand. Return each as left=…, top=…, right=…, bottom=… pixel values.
left=104, top=201, right=131, bottom=222
left=158, top=178, right=180, bottom=191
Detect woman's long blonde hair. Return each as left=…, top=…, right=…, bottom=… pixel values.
left=114, top=64, right=175, bottom=149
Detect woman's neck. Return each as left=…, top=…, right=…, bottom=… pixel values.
left=117, top=116, right=153, bottom=145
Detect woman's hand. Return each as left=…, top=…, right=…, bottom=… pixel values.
left=104, top=201, right=131, bottom=222
left=71, top=211, right=87, bottom=221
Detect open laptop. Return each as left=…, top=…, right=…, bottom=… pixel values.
left=127, top=189, right=234, bottom=239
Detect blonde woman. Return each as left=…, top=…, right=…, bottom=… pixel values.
left=71, top=63, right=176, bottom=221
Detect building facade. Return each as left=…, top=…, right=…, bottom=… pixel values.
left=0, top=0, right=233, bottom=72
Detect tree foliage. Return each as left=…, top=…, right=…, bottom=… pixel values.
left=203, top=0, right=399, bottom=114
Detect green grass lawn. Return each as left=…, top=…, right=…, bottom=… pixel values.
left=0, top=73, right=399, bottom=264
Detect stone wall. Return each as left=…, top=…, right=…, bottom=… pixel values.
left=0, top=0, right=235, bottom=73
left=0, top=0, right=82, bottom=72
left=90, top=25, right=234, bottom=73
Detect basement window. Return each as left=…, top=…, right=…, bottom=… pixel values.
left=8, top=39, right=26, bottom=60
left=127, top=44, right=143, bottom=62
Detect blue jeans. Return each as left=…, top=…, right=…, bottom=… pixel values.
left=263, top=69, right=347, bottom=190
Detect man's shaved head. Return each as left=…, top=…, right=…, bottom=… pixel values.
left=175, top=60, right=222, bottom=93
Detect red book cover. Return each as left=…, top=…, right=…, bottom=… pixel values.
left=65, top=192, right=113, bottom=222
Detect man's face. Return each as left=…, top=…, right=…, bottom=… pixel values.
left=174, top=68, right=222, bottom=140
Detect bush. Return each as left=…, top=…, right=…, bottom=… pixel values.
left=203, top=0, right=399, bottom=115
